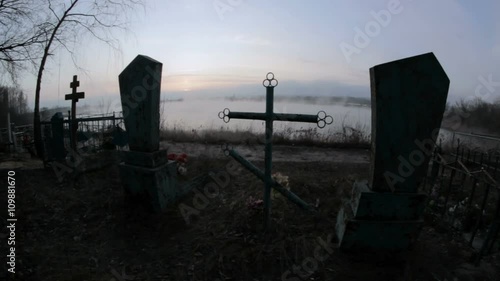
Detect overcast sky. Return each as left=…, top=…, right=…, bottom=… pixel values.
left=18, top=0, right=500, bottom=108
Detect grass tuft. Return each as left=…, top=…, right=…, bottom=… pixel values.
left=159, top=122, right=370, bottom=149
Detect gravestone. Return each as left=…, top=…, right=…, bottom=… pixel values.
left=118, top=55, right=179, bottom=212
left=50, top=112, right=65, bottom=162
left=336, top=52, right=450, bottom=251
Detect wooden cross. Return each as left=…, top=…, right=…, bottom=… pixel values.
left=65, top=75, right=85, bottom=151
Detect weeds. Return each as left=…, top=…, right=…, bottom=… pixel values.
left=444, top=98, right=500, bottom=134
left=159, top=121, right=370, bottom=149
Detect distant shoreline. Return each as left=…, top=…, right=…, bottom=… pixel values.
left=220, top=95, right=371, bottom=107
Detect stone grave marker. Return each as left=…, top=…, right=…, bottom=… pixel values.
left=336, top=52, right=450, bottom=251
left=118, top=55, right=179, bottom=212
left=50, top=112, right=65, bottom=162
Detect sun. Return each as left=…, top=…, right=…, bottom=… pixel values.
left=182, top=77, right=191, bottom=92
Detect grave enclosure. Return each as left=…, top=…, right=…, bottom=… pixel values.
left=115, top=52, right=452, bottom=252
left=40, top=75, right=128, bottom=168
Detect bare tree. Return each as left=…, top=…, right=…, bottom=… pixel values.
left=0, top=86, right=29, bottom=114
left=0, top=0, right=47, bottom=83
left=0, top=85, right=30, bottom=125
left=31, top=0, right=142, bottom=158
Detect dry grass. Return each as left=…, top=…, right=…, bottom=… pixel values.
left=159, top=122, right=370, bottom=149
left=4, top=151, right=498, bottom=281
left=443, top=98, right=500, bottom=134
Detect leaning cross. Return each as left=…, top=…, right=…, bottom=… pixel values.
left=219, top=72, right=333, bottom=229
left=65, top=75, right=85, bottom=151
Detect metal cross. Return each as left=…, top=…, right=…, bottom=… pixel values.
left=219, top=72, right=333, bottom=229
left=65, top=75, right=85, bottom=151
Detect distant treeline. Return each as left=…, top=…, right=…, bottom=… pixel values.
left=161, top=98, right=184, bottom=102
left=0, top=84, right=73, bottom=128
left=0, top=86, right=30, bottom=126
left=442, top=98, right=500, bottom=134
left=224, top=95, right=371, bottom=106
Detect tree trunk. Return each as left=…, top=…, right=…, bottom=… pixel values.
left=33, top=41, right=55, bottom=159
left=33, top=60, right=45, bottom=159
left=33, top=0, right=79, bottom=159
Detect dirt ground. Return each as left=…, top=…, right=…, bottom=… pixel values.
left=162, top=142, right=371, bottom=164
left=0, top=144, right=499, bottom=281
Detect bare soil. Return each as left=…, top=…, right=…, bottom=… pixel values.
left=0, top=144, right=498, bottom=281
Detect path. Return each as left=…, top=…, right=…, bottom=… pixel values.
left=0, top=143, right=370, bottom=170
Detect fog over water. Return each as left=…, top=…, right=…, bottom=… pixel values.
left=76, top=96, right=372, bottom=135
left=160, top=99, right=371, bottom=135
left=67, top=97, right=499, bottom=150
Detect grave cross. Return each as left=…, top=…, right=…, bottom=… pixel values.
left=219, top=72, right=333, bottom=229
left=65, top=75, right=85, bottom=151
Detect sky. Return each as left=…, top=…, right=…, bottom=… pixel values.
left=17, top=0, right=500, bottom=109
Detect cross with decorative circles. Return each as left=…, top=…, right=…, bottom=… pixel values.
left=218, top=72, right=334, bottom=229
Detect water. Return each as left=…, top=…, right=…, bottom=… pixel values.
left=82, top=99, right=488, bottom=148
left=160, top=99, right=371, bottom=136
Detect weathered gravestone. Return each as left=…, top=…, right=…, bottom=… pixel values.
left=49, top=112, right=65, bottom=162
left=118, top=55, right=179, bottom=212
left=336, top=52, right=450, bottom=251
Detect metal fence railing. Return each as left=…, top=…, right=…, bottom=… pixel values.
left=0, top=124, right=35, bottom=154
left=38, top=112, right=127, bottom=163
left=1, top=112, right=128, bottom=158
left=423, top=143, right=500, bottom=264
left=450, top=131, right=500, bottom=154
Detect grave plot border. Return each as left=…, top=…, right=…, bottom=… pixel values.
left=424, top=142, right=500, bottom=264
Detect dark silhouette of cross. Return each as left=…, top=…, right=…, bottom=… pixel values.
left=65, top=75, right=85, bottom=151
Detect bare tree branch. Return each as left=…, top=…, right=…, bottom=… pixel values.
left=29, top=0, right=143, bottom=158
left=0, top=0, right=144, bottom=156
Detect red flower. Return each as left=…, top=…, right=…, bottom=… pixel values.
left=167, top=153, right=188, bottom=163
